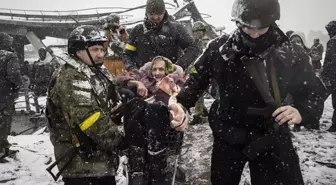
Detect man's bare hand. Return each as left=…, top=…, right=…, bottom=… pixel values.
left=169, top=103, right=188, bottom=132
left=272, top=105, right=302, bottom=125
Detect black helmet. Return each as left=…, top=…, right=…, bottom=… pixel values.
left=326, top=20, right=336, bottom=36
left=231, top=0, right=280, bottom=29
left=286, top=30, right=294, bottom=38
left=192, top=21, right=206, bottom=32
left=68, top=25, right=107, bottom=57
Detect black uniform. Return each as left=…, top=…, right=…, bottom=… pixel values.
left=177, top=26, right=325, bottom=185
left=0, top=40, right=23, bottom=154
left=321, top=21, right=336, bottom=131
left=123, top=12, right=201, bottom=71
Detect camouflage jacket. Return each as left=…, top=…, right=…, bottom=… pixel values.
left=0, top=49, right=23, bottom=104
left=310, top=43, right=324, bottom=61
left=46, top=57, right=123, bottom=178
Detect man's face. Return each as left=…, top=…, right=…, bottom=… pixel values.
left=151, top=60, right=166, bottom=81
left=241, top=26, right=270, bottom=39
left=290, top=36, right=303, bottom=46
left=147, top=13, right=164, bottom=24
left=76, top=45, right=105, bottom=66
left=193, top=30, right=205, bottom=40
left=314, top=40, right=319, bottom=45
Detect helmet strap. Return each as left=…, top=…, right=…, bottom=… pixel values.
left=86, top=47, right=99, bottom=68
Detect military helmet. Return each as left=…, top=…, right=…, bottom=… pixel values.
left=38, top=47, right=47, bottom=61
left=0, top=32, right=14, bottom=48
left=68, top=25, right=107, bottom=56
left=192, top=21, right=206, bottom=32
left=231, top=0, right=280, bottom=29
left=326, top=20, right=336, bottom=35
left=106, top=13, right=120, bottom=27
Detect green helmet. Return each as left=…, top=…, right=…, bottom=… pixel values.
left=192, top=21, right=206, bottom=32
left=231, top=0, right=280, bottom=29
left=106, top=13, right=120, bottom=27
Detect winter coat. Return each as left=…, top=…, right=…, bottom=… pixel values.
left=117, top=62, right=184, bottom=99
left=123, top=12, right=201, bottom=71
left=0, top=49, right=23, bottom=104
left=309, top=43, right=324, bottom=61
left=177, top=27, right=326, bottom=144
left=321, top=23, right=336, bottom=88
left=103, top=28, right=128, bottom=76
left=46, top=57, right=123, bottom=178
left=289, top=33, right=310, bottom=53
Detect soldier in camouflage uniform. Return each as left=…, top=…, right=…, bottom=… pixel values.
left=0, top=32, right=23, bottom=160
left=46, top=25, right=124, bottom=185
left=189, top=21, right=209, bottom=125
left=46, top=25, right=188, bottom=185
left=103, top=13, right=128, bottom=76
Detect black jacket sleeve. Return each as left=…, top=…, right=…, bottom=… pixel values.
left=123, top=25, right=141, bottom=71
left=284, top=44, right=327, bottom=124
left=321, top=38, right=336, bottom=85
left=176, top=39, right=217, bottom=109
left=6, top=52, right=23, bottom=89
left=174, top=23, right=202, bottom=70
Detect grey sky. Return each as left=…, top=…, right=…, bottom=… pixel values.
left=2, top=0, right=335, bottom=34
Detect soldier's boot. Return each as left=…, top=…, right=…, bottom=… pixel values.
left=202, top=106, right=209, bottom=117
left=147, top=149, right=168, bottom=185
left=128, top=146, right=146, bottom=185
left=327, top=123, right=336, bottom=132
left=174, top=165, right=187, bottom=183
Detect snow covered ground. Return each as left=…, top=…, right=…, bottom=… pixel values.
left=1, top=98, right=336, bottom=185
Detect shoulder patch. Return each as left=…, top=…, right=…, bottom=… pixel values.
left=73, top=80, right=92, bottom=90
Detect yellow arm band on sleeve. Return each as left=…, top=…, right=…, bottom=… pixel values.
left=125, top=44, right=137, bottom=51
left=190, top=66, right=198, bottom=74
left=79, top=112, right=101, bottom=131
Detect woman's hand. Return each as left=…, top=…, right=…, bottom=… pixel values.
left=272, top=105, right=302, bottom=125
left=169, top=103, right=188, bottom=132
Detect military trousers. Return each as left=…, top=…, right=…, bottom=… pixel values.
left=312, top=60, right=322, bottom=70
left=211, top=131, right=304, bottom=185
left=0, top=102, right=14, bottom=151
left=208, top=100, right=304, bottom=185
